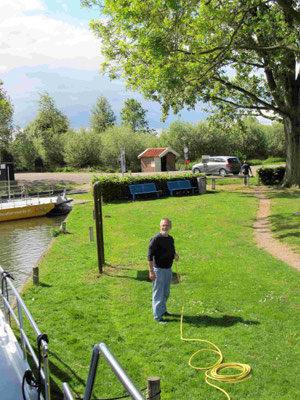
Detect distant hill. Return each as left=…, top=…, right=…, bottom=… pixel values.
left=2, top=65, right=207, bottom=129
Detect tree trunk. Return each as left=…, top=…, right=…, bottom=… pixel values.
left=282, top=116, right=300, bottom=187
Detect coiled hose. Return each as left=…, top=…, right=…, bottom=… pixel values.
left=176, top=262, right=252, bottom=400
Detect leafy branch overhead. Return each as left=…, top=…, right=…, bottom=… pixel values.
left=83, top=0, right=300, bottom=187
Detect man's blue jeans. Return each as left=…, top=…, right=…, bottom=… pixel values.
left=152, top=266, right=172, bottom=320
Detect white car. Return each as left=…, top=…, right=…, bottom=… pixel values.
left=192, top=156, right=241, bottom=176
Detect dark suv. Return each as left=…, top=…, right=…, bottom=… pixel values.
left=192, top=156, right=241, bottom=176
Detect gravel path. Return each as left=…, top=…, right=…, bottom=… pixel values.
left=252, top=187, right=300, bottom=271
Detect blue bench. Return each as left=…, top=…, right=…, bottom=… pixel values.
left=167, top=180, right=197, bottom=196
left=129, top=183, right=162, bottom=200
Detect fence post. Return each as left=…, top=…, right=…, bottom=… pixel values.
left=89, top=226, right=94, bottom=242
left=93, top=182, right=104, bottom=274
left=147, top=377, right=160, bottom=400
left=61, top=221, right=66, bottom=233
left=211, top=178, right=215, bottom=190
left=33, top=266, right=39, bottom=285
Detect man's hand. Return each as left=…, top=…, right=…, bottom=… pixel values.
left=174, top=253, right=179, bottom=261
left=149, top=270, right=156, bottom=281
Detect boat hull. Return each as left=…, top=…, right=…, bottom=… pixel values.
left=0, top=202, right=56, bottom=222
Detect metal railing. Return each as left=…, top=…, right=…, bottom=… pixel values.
left=0, top=266, right=51, bottom=400
left=0, top=181, right=55, bottom=209
left=63, top=343, right=146, bottom=400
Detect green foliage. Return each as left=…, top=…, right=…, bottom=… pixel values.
left=257, top=166, right=286, bottom=185
left=90, top=95, right=116, bottom=133
left=32, top=92, right=69, bottom=168
left=120, top=98, right=149, bottom=133
left=64, top=128, right=102, bottom=168
left=231, top=118, right=268, bottom=160
left=84, top=0, right=300, bottom=186
left=0, top=80, right=14, bottom=159
left=92, top=172, right=201, bottom=201
left=100, top=125, right=159, bottom=172
left=10, top=127, right=39, bottom=171
left=263, top=123, right=286, bottom=158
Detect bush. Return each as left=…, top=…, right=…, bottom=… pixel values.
left=91, top=173, right=202, bottom=202
left=64, top=128, right=102, bottom=168
left=257, top=166, right=285, bottom=185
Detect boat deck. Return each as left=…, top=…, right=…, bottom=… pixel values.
left=0, top=310, right=38, bottom=399
left=0, top=196, right=58, bottom=210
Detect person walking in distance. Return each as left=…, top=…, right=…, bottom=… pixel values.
left=241, top=160, right=253, bottom=185
left=148, top=218, right=179, bottom=324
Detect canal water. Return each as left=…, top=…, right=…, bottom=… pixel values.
left=0, top=215, right=66, bottom=292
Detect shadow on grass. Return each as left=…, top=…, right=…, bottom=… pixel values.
left=161, top=314, right=260, bottom=327
left=39, top=282, right=53, bottom=288
left=48, top=352, right=87, bottom=400
left=106, top=269, right=182, bottom=283
left=182, top=314, right=260, bottom=327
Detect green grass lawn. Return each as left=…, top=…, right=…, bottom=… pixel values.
left=268, top=189, right=300, bottom=253
left=20, top=188, right=299, bottom=400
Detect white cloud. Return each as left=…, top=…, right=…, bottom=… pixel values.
left=0, top=0, right=103, bottom=72
left=0, top=0, right=45, bottom=15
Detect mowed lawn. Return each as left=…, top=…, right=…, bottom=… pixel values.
left=21, top=188, right=300, bottom=400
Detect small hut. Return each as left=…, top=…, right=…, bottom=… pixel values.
left=138, top=147, right=179, bottom=172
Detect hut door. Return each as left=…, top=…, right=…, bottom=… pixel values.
left=161, top=156, right=167, bottom=171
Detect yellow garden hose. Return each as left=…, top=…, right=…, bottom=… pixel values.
left=175, top=262, right=252, bottom=400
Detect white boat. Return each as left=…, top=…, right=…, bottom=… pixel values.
left=0, top=268, right=50, bottom=400
left=0, top=267, right=146, bottom=400
left=0, top=183, right=72, bottom=222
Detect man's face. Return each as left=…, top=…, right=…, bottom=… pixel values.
left=160, top=220, right=171, bottom=235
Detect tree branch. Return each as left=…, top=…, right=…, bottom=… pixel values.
left=216, top=77, right=289, bottom=117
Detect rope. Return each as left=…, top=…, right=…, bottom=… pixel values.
left=175, top=262, right=252, bottom=400
left=22, top=370, right=38, bottom=400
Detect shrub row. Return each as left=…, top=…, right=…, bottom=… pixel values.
left=91, top=173, right=203, bottom=202
left=257, top=166, right=285, bottom=185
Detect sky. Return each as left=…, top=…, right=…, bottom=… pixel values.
left=0, top=0, right=207, bottom=130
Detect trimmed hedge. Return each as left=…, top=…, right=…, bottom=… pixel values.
left=257, top=166, right=285, bottom=185
left=91, top=173, right=203, bottom=202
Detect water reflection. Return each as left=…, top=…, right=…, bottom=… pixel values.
left=0, top=215, right=66, bottom=291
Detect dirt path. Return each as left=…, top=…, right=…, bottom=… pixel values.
left=251, top=187, right=300, bottom=271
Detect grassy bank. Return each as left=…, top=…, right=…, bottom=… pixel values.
left=20, top=187, right=299, bottom=400
left=269, top=189, right=300, bottom=253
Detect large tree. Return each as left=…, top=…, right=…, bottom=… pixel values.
left=90, top=95, right=116, bottom=133
left=32, top=92, right=69, bottom=168
left=83, top=0, right=300, bottom=186
left=0, top=80, right=14, bottom=160
left=120, top=98, right=149, bottom=132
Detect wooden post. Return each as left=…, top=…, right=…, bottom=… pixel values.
left=33, top=266, right=39, bottom=285
left=89, top=226, right=94, bottom=242
left=147, top=377, right=160, bottom=400
left=93, top=182, right=105, bottom=273
left=61, top=221, right=66, bottom=233
left=211, top=178, right=215, bottom=190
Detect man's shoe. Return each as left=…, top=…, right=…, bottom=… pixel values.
left=156, top=318, right=168, bottom=324
left=163, top=311, right=173, bottom=317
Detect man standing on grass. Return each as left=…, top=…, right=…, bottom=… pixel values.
left=148, top=218, right=179, bottom=324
